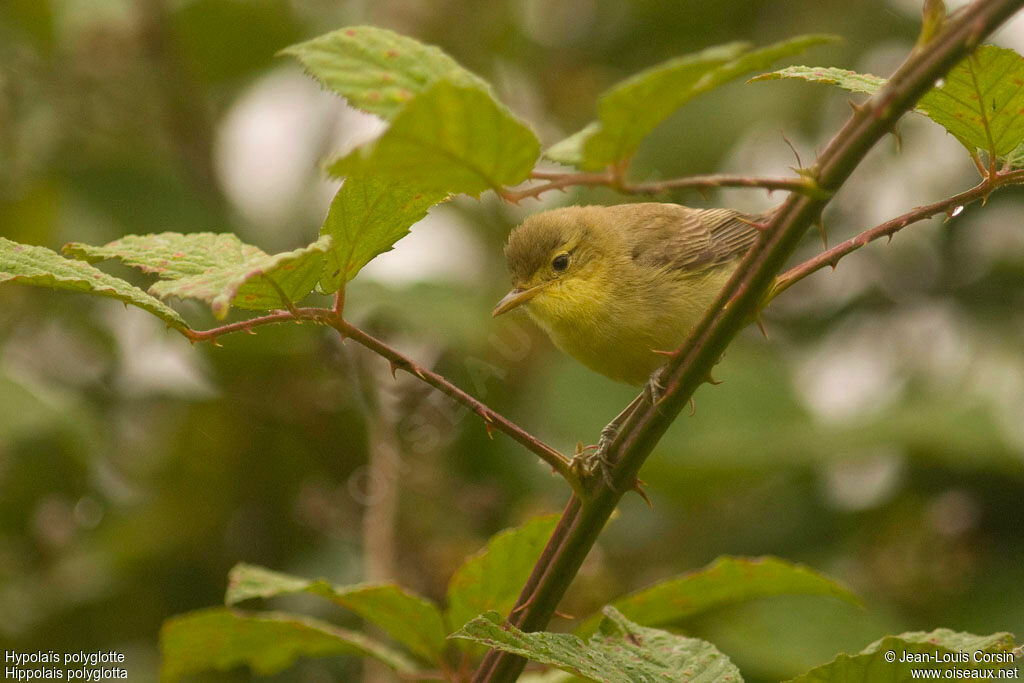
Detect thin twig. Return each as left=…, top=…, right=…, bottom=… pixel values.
left=501, top=170, right=819, bottom=203
left=180, top=307, right=584, bottom=497
left=182, top=308, right=328, bottom=342
left=328, top=317, right=584, bottom=497
left=769, top=168, right=1024, bottom=301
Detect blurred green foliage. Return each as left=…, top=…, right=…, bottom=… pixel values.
left=1, top=0, right=1023, bottom=681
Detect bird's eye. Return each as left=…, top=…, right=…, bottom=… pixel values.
left=552, top=253, right=569, bottom=272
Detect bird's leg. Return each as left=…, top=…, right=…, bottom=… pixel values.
left=571, top=393, right=645, bottom=486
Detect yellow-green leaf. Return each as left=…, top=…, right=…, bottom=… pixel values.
left=576, top=555, right=861, bottom=638
left=327, top=81, right=540, bottom=196
left=65, top=233, right=332, bottom=320
left=547, top=35, right=836, bottom=170
left=755, top=45, right=1024, bottom=161
left=787, top=629, right=1018, bottom=683
left=281, top=25, right=487, bottom=121
left=318, top=169, right=447, bottom=292
left=1, top=237, right=187, bottom=330
left=451, top=607, right=743, bottom=683
left=226, top=564, right=448, bottom=663
left=159, top=608, right=420, bottom=682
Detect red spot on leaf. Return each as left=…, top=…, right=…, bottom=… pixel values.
left=345, top=29, right=356, bottom=36
left=173, top=251, right=185, bottom=258
left=413, top=194, right=422, bottom=200
left=282, top=264, right=294, bottom=270
left=385, top=49, right=398, bottom=58
left=1014, top=78, right=1023, bottom=86
left=368, top=91, right=380, bottom=101
left=245, top=294, right=256, bottom=301
left=397, top=89, right=412, bottom=100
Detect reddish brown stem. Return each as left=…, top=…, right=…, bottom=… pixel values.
left=502, top=170, right=815, bottom=202
left=180, top=307, right=583, bottom=497
left=770, top=168, right=1024, bottom=301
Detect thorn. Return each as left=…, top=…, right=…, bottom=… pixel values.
left=848, top=99, right=867, bottom=114
left=815, top=217, right=828, bottom=249
left=828, top=257, right=840, bottom=272
left=553, top=609, right=575, bottom=620
left=891, top=123, right=903, bottom=152
left=706, top=373, right=722, bottom=385
left=696, top=187, right=710, bottom=202
left=651, top=348, right=677, bottom=358
left=244, top=327, right=256, bottom=335
left=780, top=129, right=803, bottom=169
left=411, top=365, right=426, bottom=380
left=631, top=478, right=654, bottom=509
left=688, top=397, right=696, bottom=416
left=737, top=216, right=773, bottom=232
left=388, top=360, right=399, bottom=379
left=211, top=339, right=223, bottom=348
left=887, top=233, right=894, bottom=244
left=511, top=596, right=536, bottom=615
left=484, top=421, right=494, bottom=440
left=756, top=314, right=769, bottom=340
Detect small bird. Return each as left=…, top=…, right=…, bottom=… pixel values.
left=492, top=202, right=765, bottom=481
left=493, top=202, right=764, bottom=386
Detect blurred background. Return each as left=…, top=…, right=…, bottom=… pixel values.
left=2, top=0, right=1023, bottom=680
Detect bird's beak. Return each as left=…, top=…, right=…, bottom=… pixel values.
left=492, top=284, right=546, bottom=317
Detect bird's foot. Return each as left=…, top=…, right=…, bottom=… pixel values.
left=569, top=420, right=621, bottom=488
left=644, top=371, right=666, bottom=407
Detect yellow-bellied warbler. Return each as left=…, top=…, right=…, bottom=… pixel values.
left=492, top=203, right=765, bottom=386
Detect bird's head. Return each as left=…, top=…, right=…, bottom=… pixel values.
left=492, top=206, right=612, bottom=319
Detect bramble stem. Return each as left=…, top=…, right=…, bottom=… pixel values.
left=180, top=307, right=584, bottom=497
left=502, top=170, right=814, bottom=203
left=769, top=168, right=1024, bottom=302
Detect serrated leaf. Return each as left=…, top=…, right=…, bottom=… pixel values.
left=159, top=608, right=421, bottom=682
left=0, top=237, right=187, bottom=330
left=920, top=45, right=1024, bottom=156
left=281, top=25, right=487, bottom=121
left=226, top=564, right=448, bottom=663
left=327, top=81, right=540, bottom=196
left=451, top=607, right=743, bottom=683
left=445, top=515, right=559, bottom=643
left=755, top=45, right=1024, bottom=161
left=576, top=556, right=861, bottom=638
left=65, top=233, right=332, bottom=320
left=786, top=628, right=1018, bottom=683
left=318, top=170, right=447, bottom=292
left=750, top=66, right=886, bottom=95
left=547, top=35, right=835, bottom=170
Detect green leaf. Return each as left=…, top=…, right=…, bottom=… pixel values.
left=159, top=608, right=421, bottom=682
left=446, top=515, right=559, bottom=640
left=0, top=237, right=187, bottom=331
left=754, top=45, right=1024, bottom=160
left=576, top=555, right=861, bottom=637
left=226, top=564, right=448, bottom=663
left=318, top=170, right=447, bottom=292
left=919, top=45, right=1024, bottom=157
left=281, top=25, right=487, bottom=121
left=65, top=233, right=332, bottom=320
left=451, top=607, right=743, bottom=683
left=750, top=66, right=886, bottom=95
left=547, top=35, right=835, bottom=170
left=327, top=81, right=540, bottom=196
left=787, top=628, right=1019, bottom=683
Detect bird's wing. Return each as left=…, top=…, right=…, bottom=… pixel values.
left=613, top=203, right=764, bottom=274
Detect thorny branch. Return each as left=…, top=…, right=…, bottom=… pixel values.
left=769, top=167, right=1024, bottom=301
left=501, top=168, right=818, bottom=203
left=180, top=305, right=585, bottom=498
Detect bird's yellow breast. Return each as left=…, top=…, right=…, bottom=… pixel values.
left=523, top=258, right=734, bottom=385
